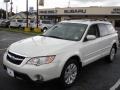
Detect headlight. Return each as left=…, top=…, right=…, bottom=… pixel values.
left=27, top=55, right=55, bottom=66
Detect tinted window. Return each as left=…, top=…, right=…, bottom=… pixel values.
left=30, top=20, right=34, bottom=23
left=17, top=20, right=23, bottom=22
left=87, top=24, right=100, bottom=38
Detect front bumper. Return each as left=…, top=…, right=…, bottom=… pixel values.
left=3, top=65, right=31, bottom=81
left=3, top=53, right=60, bottom=81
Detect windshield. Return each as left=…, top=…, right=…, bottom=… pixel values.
left=43, top=23, right=87, bottom=41
left=30, top=20, right=34, bottom=23
left=23, top=20, right=27, bottom=23
left=17, top=20, right=23, bottom=22
left=11, top=20, right=16, bottom=22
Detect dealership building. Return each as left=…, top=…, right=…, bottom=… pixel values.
left=39, top=7, right=120, bottom=29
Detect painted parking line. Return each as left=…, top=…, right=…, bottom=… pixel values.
left=110, top=79, right=120, bottom=90
left=0, top=48, right=7, bottom=51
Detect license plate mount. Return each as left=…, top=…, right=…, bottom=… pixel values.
left=7, top=68, right=14, bottom=77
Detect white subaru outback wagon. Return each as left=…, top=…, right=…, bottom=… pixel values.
left=3, top=20, right=119, bottom=87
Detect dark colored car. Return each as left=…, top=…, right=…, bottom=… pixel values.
left=0, top=20, right=10, bottom=28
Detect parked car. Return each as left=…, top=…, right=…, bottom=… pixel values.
left=3, top=20, right=119, bottom=87
left=0, top=19, right=4, bottom=25
left=0, top=20, right=10, bottom=28
left=10, top=19, right=24, bottom=28
left=30, top=20, right=54, bottom=31
left=21, top=19, right=30, bottom=28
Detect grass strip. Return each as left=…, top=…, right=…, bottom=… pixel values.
left=0, top=28, right=43, bottom=36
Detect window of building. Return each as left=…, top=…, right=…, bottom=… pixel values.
left=115, top=20, right=120, bottom=27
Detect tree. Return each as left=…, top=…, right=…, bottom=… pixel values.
left=8, top=12, right=15, bottom=17
left=0, top=8, right=15, bottom=19
left=0, top=9, right=6, bottom=19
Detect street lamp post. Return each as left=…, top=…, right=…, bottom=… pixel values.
left=68, top=0, right=71, bottom=8
left=4, top=0, right=10, bottom=19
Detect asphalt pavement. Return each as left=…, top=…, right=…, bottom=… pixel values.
left=0, top=30, right=120, bottom=90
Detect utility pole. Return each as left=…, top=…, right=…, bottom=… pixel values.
left=26, top=0, right=28, bottom=28
left=24, top=0, right=30, bottom=32
left=10, top=0, right=13, bottom=16
left=34, top=0, right=44, bottom=32
left=34, top=0, right=41, bottom=32
left=36, top=0, right=38, bottom=28
left=6, top=2, right=8, bottom=19
left=16, top=6, right=18, bottom=13
left=0, top=9, right=1, bottom=19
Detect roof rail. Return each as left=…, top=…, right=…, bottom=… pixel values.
left=82, top=18, right=108, bottom=21
left=64, top=18, right=109, bottom=22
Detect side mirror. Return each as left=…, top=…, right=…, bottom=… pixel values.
left=87, top=35, right=96, bottom=41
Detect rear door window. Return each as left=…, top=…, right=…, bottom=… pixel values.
left=98, top=24, right=109, bottom=37
left=98, top=23, right=115, bottom=37
left=106, top=24, right=115, bottom=34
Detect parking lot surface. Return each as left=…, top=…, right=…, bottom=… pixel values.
left=0, top=30, right=120, bottom=90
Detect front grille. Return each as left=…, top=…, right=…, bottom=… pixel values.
left=7, top=51, right=25, bottom=65
left=14, top=71, right=31, bottom=81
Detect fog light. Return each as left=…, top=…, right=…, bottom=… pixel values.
left=35, top=75, right=43, bottom=81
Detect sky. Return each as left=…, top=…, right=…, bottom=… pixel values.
left=0, top=0, right=120, bottom=13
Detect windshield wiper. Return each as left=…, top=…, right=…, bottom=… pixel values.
left=47, top=35, right=64, bottom=39
left=40, top=35, right=75, bottom=41
left=40, top=35, right=64, bottom=39
left=40, top=35, right=48, bottom=37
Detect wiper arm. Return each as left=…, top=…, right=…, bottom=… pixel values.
left=40, top=35, right=48, bottom=37
left=46, top=35, right=64, bottom=39
left=40, top=35, right=64, bottom=39
left=40, top=35, right=73, bottom=41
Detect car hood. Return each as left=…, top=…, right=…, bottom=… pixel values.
left=9, top=36, right=76, bottom=57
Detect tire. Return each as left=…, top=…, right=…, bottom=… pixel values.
left=43, top=27, right=47, bottom=32
left=60, top=59, right=80, bottom=87
left=18, top=25, right=21, bottom=29
left=106, top=46, right=116, bottom=63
